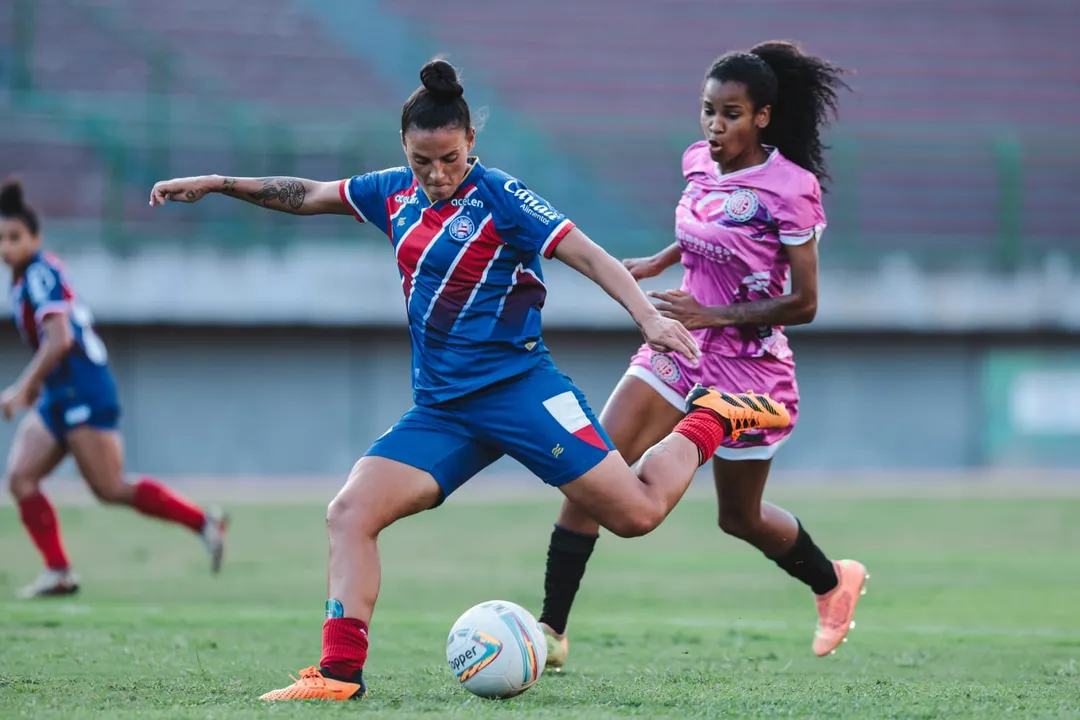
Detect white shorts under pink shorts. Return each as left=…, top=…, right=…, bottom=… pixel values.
left=627, top=344, right=799, bottom=461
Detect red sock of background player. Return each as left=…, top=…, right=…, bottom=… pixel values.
left=18, top=492, right=71, bottom=571
left=320, top=609, right=369, bottom=682
left=131, top=477, right=207, bottom=532
left=672, top=408, right=730, bottom=465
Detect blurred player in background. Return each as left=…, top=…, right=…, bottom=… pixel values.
left=0, top=179, right=228, bottom=599
left=536, top=41, right=866, bottom=666
left=150, top=59, right=794, bottom=701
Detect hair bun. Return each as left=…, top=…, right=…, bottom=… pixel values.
left=420, top=59, right=464, bottom=102
left=0, top=177, right=25, bottom=215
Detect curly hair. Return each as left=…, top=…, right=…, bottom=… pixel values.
left=707, top=41, right=851, bottom=187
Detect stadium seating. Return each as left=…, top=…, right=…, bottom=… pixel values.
left=382, top=0, right=1079, bottom=267
left=1, top=0, right=1075, bottom=266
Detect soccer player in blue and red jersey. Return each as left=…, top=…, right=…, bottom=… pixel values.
left=0, top=179, right=227, bottom=599
left=150, top=59, right=792, bottom=701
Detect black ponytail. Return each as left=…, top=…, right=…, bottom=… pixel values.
left=401, top=59, right=472, bottom=135
left=0, top=178, right=40, bottom=235
left=707, top=41, right=850, bottom=187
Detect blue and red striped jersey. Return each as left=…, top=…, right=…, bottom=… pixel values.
left=340, top=158, right=576, bottom=405
left=10, top=251, right=110, bottom=387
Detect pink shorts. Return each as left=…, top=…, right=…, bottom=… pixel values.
left=627, top=344, right=799, bottom=461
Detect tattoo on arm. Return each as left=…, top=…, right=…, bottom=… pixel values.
left=251, top=177, right=306, bottom=210
left=220, top=176, right=307, bottom=211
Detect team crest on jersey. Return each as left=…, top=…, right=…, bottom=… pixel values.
left=449, top=215, right=477, bottom=242
left=649, top=353, right=681, bottom=384
left=722, top=189, right=759, bottom=223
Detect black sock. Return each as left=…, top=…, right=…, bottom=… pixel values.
left=319, top=667, right=366, bottom=693
left=538, top=524, right=598, bottom=635
left=768, top=521, right=838, bottom=595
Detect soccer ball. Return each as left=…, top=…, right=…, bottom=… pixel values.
left=446, top=600, right=547, bottom=699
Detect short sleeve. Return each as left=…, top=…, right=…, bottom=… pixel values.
left=490, top=173, right=576, bottom=258
left=340, top=168, right=409, bottom=236
left=24, top=262, right=69, bottom=323
left=776, top=175, right=827, bottom=246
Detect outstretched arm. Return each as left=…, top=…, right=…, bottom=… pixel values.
left=149, top=175, right=353, bottom=216
left=553, top=228, right=700, bottom=363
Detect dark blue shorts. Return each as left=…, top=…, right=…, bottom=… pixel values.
left=366, top=359, right=613, bottom=500
left=37, top=373, right=120, bottom=448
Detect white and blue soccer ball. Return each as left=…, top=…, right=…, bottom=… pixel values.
left=446, top=600, right=547, bottom=699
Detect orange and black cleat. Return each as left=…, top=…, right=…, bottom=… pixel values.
left=685, top=384, right=792, bottom=440
left=259, top=666, right=367, bottom=701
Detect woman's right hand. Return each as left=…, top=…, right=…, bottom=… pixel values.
left=149, top=175, right=219, bottom=207
left=622, top=255, right=665, bottom=281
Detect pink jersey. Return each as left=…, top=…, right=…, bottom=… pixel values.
left=674, top=141, right=826, bottom=360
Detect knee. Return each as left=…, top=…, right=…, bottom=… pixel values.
left=326, top=464, right=376, bottom=538
left=91, top=482, right=129, bottom=505
left=326, top=490, right=359, bottom=536
left=6, top=472, right=37, bottom=501
left=610, top=506, right=665, bottom=539
left=718, top=506, right=764, bottom=541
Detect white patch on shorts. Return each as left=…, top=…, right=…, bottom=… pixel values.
left=63, top=405, right=91, bottom=427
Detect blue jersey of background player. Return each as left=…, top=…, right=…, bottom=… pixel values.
left=151, top=59, right=791, bottom=702
left=9, top=249, right=117, bottom=439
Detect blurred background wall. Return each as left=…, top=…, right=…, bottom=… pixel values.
left=1, top=0, right=1078, bottom=476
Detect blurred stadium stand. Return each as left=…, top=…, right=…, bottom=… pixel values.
left=0, top=0, right=1078, bottom=473
left=3, top=0, right=1077, bottom=266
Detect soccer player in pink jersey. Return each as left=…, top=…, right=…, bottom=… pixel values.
left=538, top=41, right=866, bottom=664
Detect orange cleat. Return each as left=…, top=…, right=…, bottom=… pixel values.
left=813, top=559, right=869, bottom=657
left=259, top=666, right=366, bottom=701
left=685, top=384, right=792, bottom=440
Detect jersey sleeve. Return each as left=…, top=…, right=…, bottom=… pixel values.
left=24, top=261, right=70, bottom=323
left=489, top=172, right=576, bottom=258
left=682, top=140, right=713, bottom=182
left=775, top=174, right=827, bottom=246
left=339, top=169, right=405, bottom=236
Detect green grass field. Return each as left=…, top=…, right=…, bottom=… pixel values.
left=2, top=481, right=1080, bottom=718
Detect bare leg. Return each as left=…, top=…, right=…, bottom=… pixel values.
left=325, top=456, right=443, bottom=625
left=712, top=458, right=799, bottom=556
left=553, top=375, right=685, bottom=535
left=540, top=377, right=685, bottom=640
left=67, top=427, right=208, bottom=533
left=8, top=413, right=71, bottom=592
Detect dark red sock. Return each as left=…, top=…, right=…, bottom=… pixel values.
left=132, top=478, right=206, bottom=533
left=673, top=409, right=729, bottom=465
left=320, top=618, right=369, bottom=680
left=18, top=492, right=71, bottom=571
